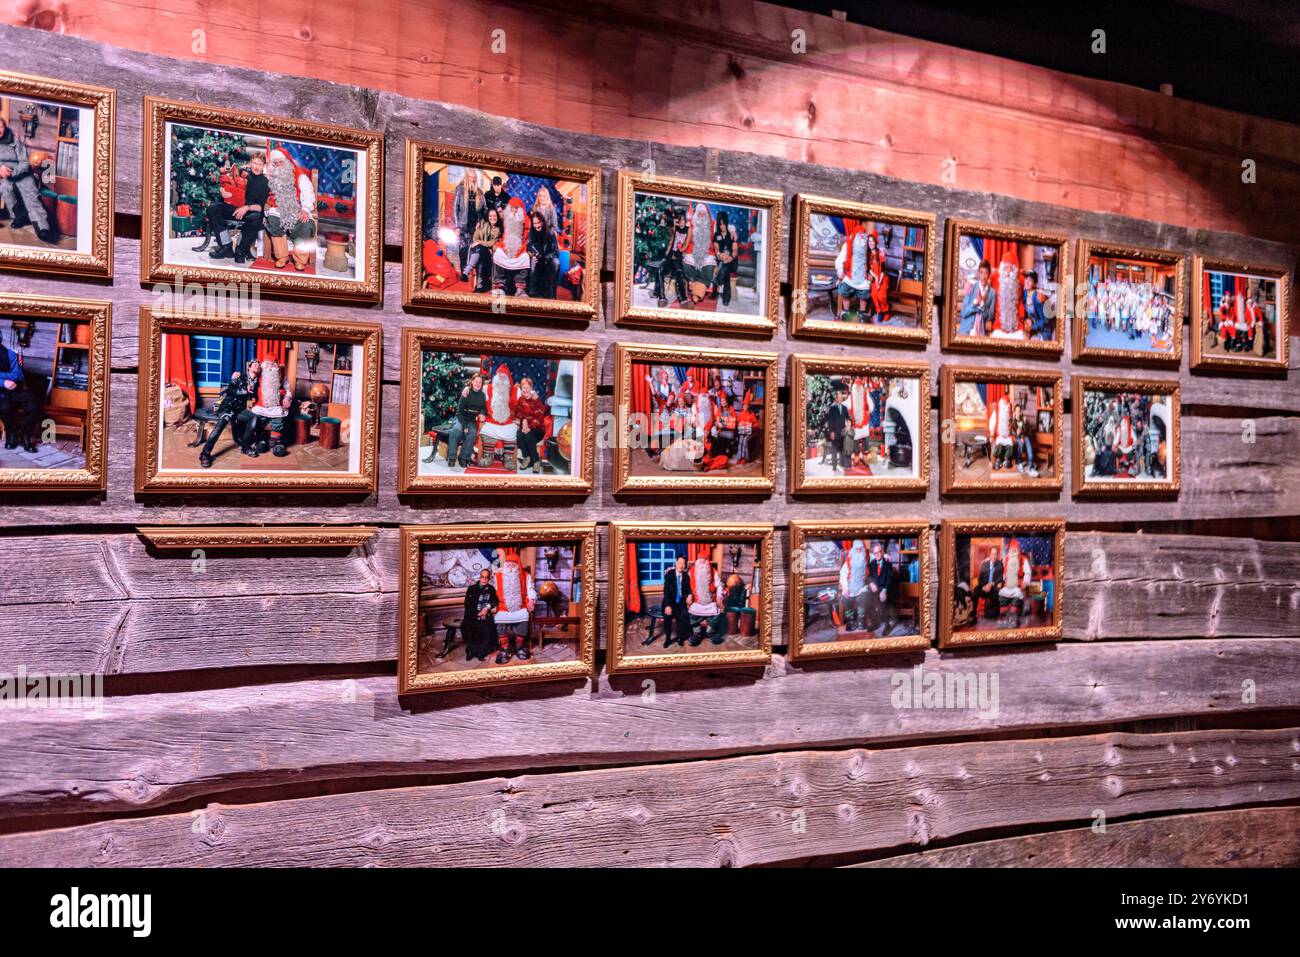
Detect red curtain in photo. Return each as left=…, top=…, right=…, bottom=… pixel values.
left=688, top=365, right=712, bottom=394
left=630, top=363, right=651, bottom=418
left=983, top=239, right=1018, bottom=277
left=163, top=333, right=195, bottom=414
left=688, top=542, right=712, bottom=563
left=256, top=337, right=287, bottom=365
left=625, top=542, right=642, bottom=613
left=985, top=382, right=1008, bottom=418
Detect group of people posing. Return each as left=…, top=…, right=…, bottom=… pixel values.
left=646, top=203, right=742, bottom=309
left=644, top=553, right=753, bottom=648
left=644, top=367, right=758, bottom=472
left=1084, top=392, right=1165, bottom=480
left=965, top=541, right=1037, bottom=628
left=1085, top=276, right=1175, bottom=346
left=836, top=540, right=900, bottom=634
left=958, top=256, right=1053, bottom=340
left=831, top=225, right=891, bottom=323
left=430, top=363, right=551, bottom=473
left=193, top=357, right=295, bottom=468
left=458, top=552, right=538, bottom=664
left=1206, top=288, right=1270, bottom=354
left=817, top=376, right=890, bottom=474
left=982, top=391, right=1040, bottom=477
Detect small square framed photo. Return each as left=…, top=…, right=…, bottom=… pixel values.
left=1072, top=375, right=1180, bottom=497
left=608, top=521, right=774, bottom=675
left=397, top=327, right=597, bottom=496
left=0, top=70, right=115, bottom=278
left=614, top=171, right=782, bottom=335
left=788, top=354, right=930, bottom=494
left=398, top=522, right=598, bottom=694
left=402, top=140, right=601, bottom=320
left=789, top=194, right=936, bottom=345
left=941, top=219, right=1068, bottom=356
left=612, top=341, right=778, bottom=496
left=788, top=520, right=931, bottom=662
left=939, top=518, right=1064, bottom=649
left=940, top=365, right=1064, bottom=494
left=1073, top=239, right=1184, bottom=366
left=1191, top=256, right=1290, bottom=373
left=0, top=293, right=110, bottom=491
left=141, top=97, right=384, bottom=302
left=134, top=307, right=381, bottom=494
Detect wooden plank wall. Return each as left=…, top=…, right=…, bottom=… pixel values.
left=0, top=23, right=1298, bottom=867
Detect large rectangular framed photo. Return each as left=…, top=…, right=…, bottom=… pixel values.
left=402, top=140, right=601, bottom=320
left=939, top=518, right=1065, bottom=649
left=141, top=97, right=383, bottom=302
left=134, top=307, right=381, bottom=494
left=942, top=218, right=1068, bottom=356
left=788, top=520, right=932, bottom=662
left=1074, top=238, right=1184, bottom=366
left=0, top=70, right=114, bottom=278
left=399, top=522, right=598, bottom=694
left=614, top=171, right=782, bottom=335
left=612, top=341, right=778, bottom=495
left=0, top=292, right=110, bottom=491
left=398, top=327, right=596, bottom=495
left=1072, top=374, right=1181, bottom=497
left=1191, top=256, right=1291, bottom=373
left=608, top=521, right=774, bottom=675
left=788, top=354, right=930, bottom=495
left=790, top=194, right=936, bottom=345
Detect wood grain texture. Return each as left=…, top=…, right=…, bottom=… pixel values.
left=0, top=639, right=1295, bottom=821
left=1, top=726, right=1296, bottom=866
left=858, top=805, right=1300, bottom=867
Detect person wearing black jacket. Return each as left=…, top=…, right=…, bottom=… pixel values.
left=205, top=152, right=271, bottom=265
left=864, top=541, right=899, bottom=631
left=525, top=210, right=560, bottom=299
left=651, top=555, right=693, bottom=647
left=441, top=373, right=489, bottom=469
left=0, top=344, right=37, bottom=453
left=976, top=545, right=1005, bottom=621
left=461, top=567, right=499, bottom=662
left=822, top=382, right=851, bottom=473
left=196, top=359, right=260, bottom=468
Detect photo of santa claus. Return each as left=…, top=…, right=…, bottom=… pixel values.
left=630, top=192, right=766, bottom=316
left=803, top=373, right=920, bottom=480
left=1199, top=268, right=1281, bottom=361
left=0, top=94, right=94, bottom=255
left=1082, top=253, right=1178, bottom=354
left=953, top=233, right=1059, bottom=341
left=416, top=541, right=584, bottom=673
left=1080, top=387, right=1173, bottom=484
left=625, top=361, right=765, bottom=478
left=418, top=348, right=583, bottom=478
left=951, top=533, right=1056, bottom=633
left=419, top=162, right=590, bottom=302
left=799, top=538, right=922, bottom=643
left=801, top=213, right=928, bottom=328
left=163, top=123, right=365, bottom=280
left=950, top=380, right=1055, bottom=483
left=623, top=540, right=762, bottom=656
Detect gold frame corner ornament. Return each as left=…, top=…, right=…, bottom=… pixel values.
left=1070, top=373, right=1182, bottom=498
left=397, top=522, right=599, bottom=694
left=1189, top=255, right=1292, bottom=374
left=1072, top=238, right=1186, bottom=367
left=607, top=521, right=775, bottom=675
left=0, top=70, right=114, bottom=279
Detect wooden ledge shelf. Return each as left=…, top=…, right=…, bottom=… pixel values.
left=137, top=526, right=378, bottom=550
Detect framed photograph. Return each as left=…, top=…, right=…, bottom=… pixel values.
left=402, top=140, right=600, bottom=319
left=940, top=365, right=1063, bottom=494
left=399, top=522, right=597, bottom=694
left=612, top=342, right=778, bottom=495
left=0, top=292, right=110, bottom=491
left=608, top=521, right=774, bottom=674
left=939, top=518, right=1064, bottom=648
left=0, top=70, right=114, bottom=278
left=788, top=354, right=930, bottom=494
left=139, top=525, right=376, bottom=550
left=942, top=219, right=1068, bottom=355
left=398, top=327, right=596, bottom=495
left=134, top=307, right=381, bottom=494
left=789, top=194, right=936, bottom=344
left=788, top=520, right=931, bottom=661
left=1072, top=375, right=1181, bottom=497
left=1191, top=256, right=1291, bottom=373
left=1074, top=239, right=1184, bottom=365
left=141, top=97, right=383, bottom=302
left=614, top=171, right=782, bottom=335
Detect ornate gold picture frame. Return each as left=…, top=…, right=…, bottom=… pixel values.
left=141, top=96, right=384, bottom=302
left=940, top=364, right=1064, bottom=495
left=608, top=521, right=774, bottom=675
left=402, top=139, right=601, bottom=320
left=0, top=70, right=114, bottom=278
left=397, top=327, right=597, bottom=496
left=138, top=525, right=376, bottom=550
left=614, top=170, right=783, bottom=335
left=134, top=306, right=381, bottom=494
left=789, top=194, right=935, bottom=345
left=1190, top=255, right=1291, bottom=373
left=398, top=522, right=598, bottom=694
left=0, top=292, right=110, bottom=491
left=938, top=517, right=1065, bottom=649
left=788, top=520, right=932, bottom=661
left=1071, top=374, right=1181, bottom=497
left=788, top=353, right=931, bottom=495
left=941, top=218, right=1068, bottom=356
left=1073, top=238, right=1185, bottom=366
left=612, top=341, right=778, bottom=496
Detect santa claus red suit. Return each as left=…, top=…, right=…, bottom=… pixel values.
left=249, top=358, right=292, bottom=457
left=849, top=377, right=872, bottom=466
left=989, top=394, right=1015, bottom=470
left=480, top=364, right=519, bottom=445
left=264, top=147, right=317, bottom=272
left=685, top=203, right=716, bottom=282
left=493, top=197, right=531, bottom=296
left=992, top=252, right=1026, bottom=338
left=997, top=540, right=1033, bottom=622
left=686, top=555, right=727, bottom=643
left=493, top=548, right=536, bottom=662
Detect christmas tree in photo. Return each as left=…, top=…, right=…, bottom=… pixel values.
left=169, top=125, right=250, bottom=236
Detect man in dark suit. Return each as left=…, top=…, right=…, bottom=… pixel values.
left=864, top=541, right=899, bottom=631
left=461, top=567, right=499, bottom=662
left=652, top=555, right=693, bottom=647
left=822, top=381, right=851, bottom=473
left=976, top=545, right=1005, bottom=621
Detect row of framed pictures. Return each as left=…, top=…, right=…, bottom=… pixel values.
left=0, top=295, right=1180, bottom=497
left=384, top=518, right=1067, bottom=695
left=0, top=70, right=1289, bottom=375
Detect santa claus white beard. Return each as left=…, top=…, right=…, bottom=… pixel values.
left=997, top=263, right=1020, bottom=333
left=691, top=560, right=713, bottom=600
left=851, top=384, right=867, bottom=424
left=267, top=165, right=303, bottom=227
left=996, top=398, right=1012, bottom=440
left=847, top=547, right=867, bottom=590
left=489, top=374, right=511, bottom=422
left=689, top=211, right=711, bottom=267
left=499, top=562, right=524, bottom=611
left=256, top=360, right=286, bottom=414
left=501, top=207, right=526, bottom=257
